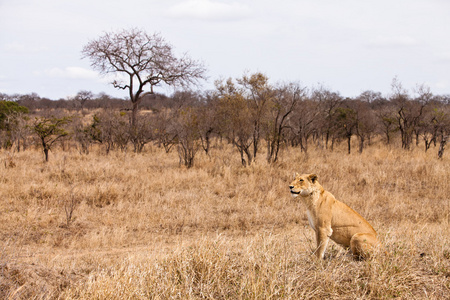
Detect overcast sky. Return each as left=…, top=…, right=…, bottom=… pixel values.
left=1, top=0, right=450, bottom=100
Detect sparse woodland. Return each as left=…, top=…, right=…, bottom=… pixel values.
left=1, top=74, right=449, bottom=164
left=1, top=75, right=450, bottom=299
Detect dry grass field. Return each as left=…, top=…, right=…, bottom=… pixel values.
left=1, top=140, right=449, bottom=299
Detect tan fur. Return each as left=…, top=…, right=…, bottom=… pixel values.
left=289, top=173, right=382, bottom=259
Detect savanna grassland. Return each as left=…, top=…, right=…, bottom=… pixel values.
left=1, top=140, right=449, bottom=299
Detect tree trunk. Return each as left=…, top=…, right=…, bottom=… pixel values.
left=239, top=149, right=246, bottom=167
left=201, top=129, right=212, bottom=155
left=359, top=135, right=364, bottom=154
left=299, top=135, right=308, bottom=153
left=266, top=138, right=281, bottom=164
left=273, top=138, right=281, bottom=163
left=44, top=148, right=49, bottom=162
left=385, top=129, right=390, bottom=144
left=245, top=148, right=253, bottom=166
left=131, top=101, right=139, bottom=130
left=252, top=130, right=259, bottom=160
left=347, top=134, right=351, bottom=154
left=438, top=135, right=447, bottom=159
left=424, top=138, right=432, bottom=152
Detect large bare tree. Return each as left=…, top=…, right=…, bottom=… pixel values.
left=82, top=28, right=206, bottom=128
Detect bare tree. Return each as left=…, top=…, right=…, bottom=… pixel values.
left=10, top=115, right=30, bottom=152
left=312, top=86, right=342, bottom=150
left=74, top=90, right=94, bottom=111
left=215, top=78, right=254, bottom=166
left=131, top=112, right=154, bottom=152
left=196, top=92, right=218, bottom=155
left=430, top=104, right=450, bottom=158
left=335, top=105, right=357, bottom=154
left=90, top=110, right=130, bottom=154
left=174, top=107, right=200, bottom=168
left=72, top=116, right=92, bottom=154
left=350, top=99, right=378, bottom=153
left=390, top=78, right=429, bottom=150
left=419, top=101, right=445, bottom=152
left=264, top=82, right=305, bottom=163
left=152, top=109, right=178, bottom=153
left=376, top=105, right=396, bottom=144
left=214, top=72, right=274, bottom=165
left=82, top=28, right=206, bottom=129
left=237, top=72, right=273, bottom=160
left=358, top=90, right=384, bottom=103
left=412, top=84, right=433, bottom=146
left=289, top=96, right=321, bottom=153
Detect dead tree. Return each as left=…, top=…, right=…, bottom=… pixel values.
left=438, top=135, right=447, bottom=159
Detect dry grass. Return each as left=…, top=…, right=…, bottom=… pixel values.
left=0, top=140, right=449, bottom=299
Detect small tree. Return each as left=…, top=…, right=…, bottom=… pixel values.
left=174, top=107, right=200, bottom=168
left=131, top=112, right=154, bottom=152
left=74, top=90, right=93, bottom=111
left=264, top=82, right=305, bottom=163
left=335, top=106, right=357, bottom=154
left=0, top=100, right=29, bottom=128
left=349, top=99, right=377, bottom=153
left=312, top=86, right=343, bottom=150
left=390, top=78, right=429, bottom=150
left=376, top=105, right=397, bottom=145
left=152, top=109, right=178, bottom=153
left=216, top=78, right=254, bottom=166
left=237, top=72, right=273, bottom=160
left=196, top=95, right=217, bottom=155
left=62, top=186, right=79, bottom=227
left=438, top=135, right=447, bottom=159
left=11, top=115, right=30, bottom=152
left=33, top=116, right=70, bottom=162
left=93, top=110, right=130, bottom=153
left=0, top=100, right=29, bottom=149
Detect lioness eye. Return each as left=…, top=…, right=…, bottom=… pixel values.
left=299, top=179, right=304, bottom=182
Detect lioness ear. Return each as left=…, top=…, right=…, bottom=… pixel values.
left=309, top=174, right=318, bottom=183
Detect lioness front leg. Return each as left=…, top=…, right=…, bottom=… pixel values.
left=315, top=227, right=332, bottom=259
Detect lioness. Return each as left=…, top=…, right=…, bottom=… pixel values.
left=289, top=173, right=381, bottom=259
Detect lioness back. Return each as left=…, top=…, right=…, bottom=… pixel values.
left=329, top=194, right=377, bottom=248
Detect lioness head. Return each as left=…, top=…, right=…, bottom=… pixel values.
left=289, top=173, right=319, bottom=198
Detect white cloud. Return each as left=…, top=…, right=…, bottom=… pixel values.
left=167, top=0, right=251, bottom=21
left=366, top=35, right=419, bottom=48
